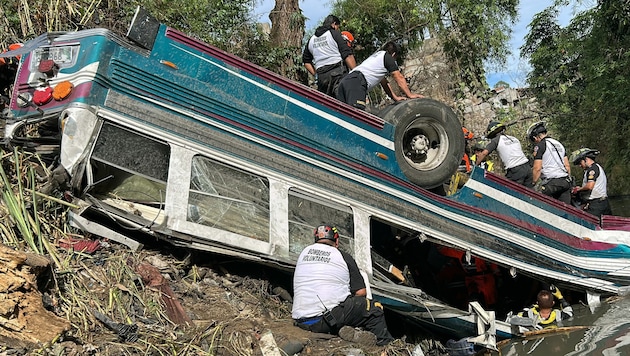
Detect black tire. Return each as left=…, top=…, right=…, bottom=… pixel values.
left=378, top=98, right=464, bottom=189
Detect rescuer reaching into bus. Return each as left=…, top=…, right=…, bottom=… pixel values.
left=475, top=121, right=531, bottom=185
left=471, top=139, right=494, bottom=172
left=292, top=225, right=394, bottom=346
left=517, top=285, right=573, bottom=327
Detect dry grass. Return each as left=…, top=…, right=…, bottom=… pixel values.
left=0, top=147, right=294, bottom=355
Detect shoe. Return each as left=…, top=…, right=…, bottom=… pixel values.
left=338, top=326, right=377, bottom=347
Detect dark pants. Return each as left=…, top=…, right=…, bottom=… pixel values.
left=541, top=177, right=572, bottom=204
left=294, top=295, right=393, bottom=346
left=585, top=197, right=612, bottom=217
left=317, top=62, right=347, bottom=97
left=506, top=162, right=533, bottom=186
left=336, top=71, right=368, bottom=110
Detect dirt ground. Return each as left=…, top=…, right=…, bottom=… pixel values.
left=0, top=140, right=452, bottom=356
left=0, top=238, right=452, bottom=356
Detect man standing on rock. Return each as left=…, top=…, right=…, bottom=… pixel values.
left=292, top=225, right=394, bottom=346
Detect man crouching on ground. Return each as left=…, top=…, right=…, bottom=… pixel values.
left=292, top=225, right=394, bottom=346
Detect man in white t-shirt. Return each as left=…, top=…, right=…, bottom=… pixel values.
left=336, top=41, right=423, bottom=110
left=292, top=225, right=393, bottom=346
left=528, top=121, right=572, bottom=204
left=475, top=121, right=532, bottom=186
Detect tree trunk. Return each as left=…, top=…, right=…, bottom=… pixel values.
left=268, top=0, right=306, bottom=82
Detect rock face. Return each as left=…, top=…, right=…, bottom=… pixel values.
left=0, top=243, right=70, bottom=348
left=399, top=38, right=540, bottom=139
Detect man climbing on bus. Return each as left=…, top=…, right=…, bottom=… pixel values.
left=336, top=41, right=423, bottom=110
left=292, top=225, right=394, bottom=346
left=303, top=15, right=357, bottom=97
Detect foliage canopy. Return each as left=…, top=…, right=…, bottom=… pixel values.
left=330, top=0, right=518, bottom=93
left=522, top=0, right=630, bottom=194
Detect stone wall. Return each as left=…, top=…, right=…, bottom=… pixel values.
left=398, top=38, right=540, bottom=140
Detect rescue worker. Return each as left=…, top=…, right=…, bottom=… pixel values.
left=475, top=121, right=531, bottom=185
left=518, top=285, right=573, bottom=326
left=570, top=148, right=612, bottom=217
left=292, top=225, right=394, bottom=346
left=435, top=246, right=500, bottom=310
left=528, top=121, right=572, bottom=204
left=336, top=41, right=423, bottom=110
left=447, top=127, right=474, bottom=195
left=460, top=127, right=474, bottom=173
left=303, top=15, right=357, bottom=97
left=471, top=140, right=494, bottom=172
left=341, top=31, right=356, bottom=49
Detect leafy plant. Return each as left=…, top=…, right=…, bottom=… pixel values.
left=522, top=0, right=630, bottom=195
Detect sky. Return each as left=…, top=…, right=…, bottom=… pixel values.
left=254, top=1, right=594, bottom=88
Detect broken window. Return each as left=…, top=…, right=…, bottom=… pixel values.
left=288, top=189, right=354, bottom=258
left=90, top=123, right=168, bottom=203
left=188, top=155, right=269, bottom=241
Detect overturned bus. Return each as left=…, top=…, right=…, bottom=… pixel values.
left=4, top=8, right=630, bottom=350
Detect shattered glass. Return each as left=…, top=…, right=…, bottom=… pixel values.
left=188, top=155, right=270, bottom=241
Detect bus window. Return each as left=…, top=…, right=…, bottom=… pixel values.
left=187, top=155, right=270, bottom=242
left=90, top=123, right=168, bottom=203
left=288, top=190, right=354, bottom=259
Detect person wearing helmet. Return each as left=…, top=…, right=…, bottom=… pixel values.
left=336, top=41, right=423, bottom=110
left=292, top=225, right=394, bottom=346
left=303, top=15, right=357, bottom=97
left=341, top=31, right=356, bottom=48
left=528, top=121, right=572, bottom=204
left=570, top=148, right=612, bottom=216
left=474, top=121, right=532, bottom=185
left=471, top=139, right=494, bottom=172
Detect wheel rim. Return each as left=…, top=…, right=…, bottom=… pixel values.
left=401, top=116, right=451, bottom=171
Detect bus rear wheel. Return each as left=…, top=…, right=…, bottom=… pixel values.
left=379, top=98, right=464, bottom=189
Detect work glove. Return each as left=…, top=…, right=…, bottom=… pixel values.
left=549, top=284, right=563, bottom=300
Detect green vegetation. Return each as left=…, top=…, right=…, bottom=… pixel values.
left=330, top=0, right=518, bottom=95
left=522, top=0, right=630, bottom=194
left=0, top=0, right=273, bottom=72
